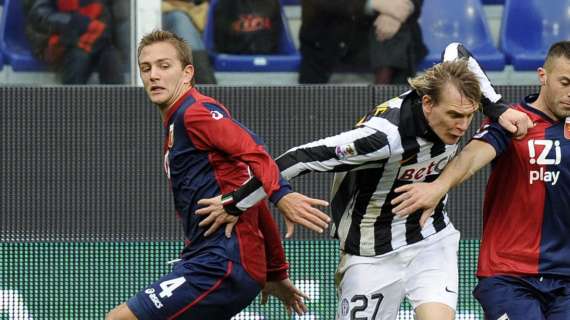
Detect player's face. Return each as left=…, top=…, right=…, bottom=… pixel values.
left=539, top=56, right=570, bottom=119
left=422, top=83, right=478, bottom=145
left=138, top=42, right=194, bottom=110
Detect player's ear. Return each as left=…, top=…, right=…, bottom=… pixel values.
left=422, top=94, right=434, bottom=115
left=183, top=64, right=195, bottom=84
left=537, top=67, right=547, bottom=86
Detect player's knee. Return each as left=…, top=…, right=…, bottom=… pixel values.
left=105, top=303, right=137, bottom=320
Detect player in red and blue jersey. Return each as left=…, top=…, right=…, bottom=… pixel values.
left=105, top=30, right=329, bottom=320
left=391, top=41, right=570, bottom=319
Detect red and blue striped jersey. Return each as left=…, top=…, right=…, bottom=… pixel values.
left=473, top=94, right=570, bottom=277
left=161, top=87, right=290, bottom=284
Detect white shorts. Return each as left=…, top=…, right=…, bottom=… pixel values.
left=335, top=224, right=460, bottom=320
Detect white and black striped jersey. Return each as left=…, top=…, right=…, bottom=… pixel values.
left=277, top=91, right=458, bottom=256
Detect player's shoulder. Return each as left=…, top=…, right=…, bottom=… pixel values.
left=185, top=93, right=232, bottom=121
left=356, top=95, right=404, bottom=129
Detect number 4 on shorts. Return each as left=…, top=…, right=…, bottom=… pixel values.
left=159, top=277, right=186, bottom=298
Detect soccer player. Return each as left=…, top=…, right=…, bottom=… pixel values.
left=270, top=47, right=533, bottom=319
left=276, top=60, right=478, bottom=320
left=105, top=30, right=328, bottom=320
left=392, top=41, right=570, bottom=319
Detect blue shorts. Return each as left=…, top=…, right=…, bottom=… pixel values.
left=127, top=253, right=260, bottom=320
left=473, top=275, right=570, bottom=320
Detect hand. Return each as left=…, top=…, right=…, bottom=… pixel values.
left=391, top=182, right=447, bottom=227
left=195, top=196, right=238, bottom=238
left=261, top=278, right=309, bottom=316
left=370, top=0, right=414, bottom=22
left=374, top=14, right=402, bottom=41
left=276, top=192, right=330, bottom=238
left=498, top=108, right=534, bottom=139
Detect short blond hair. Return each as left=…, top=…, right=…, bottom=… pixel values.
left=137, top=30, right=195, bottom=85
left=408, top=59, right=481, bottom=107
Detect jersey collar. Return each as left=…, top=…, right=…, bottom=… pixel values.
left=522, top=93, right=559, bottom=124
left=163, top=87, right=197, bottom=128
left=400, top=90, right=442, bottom=143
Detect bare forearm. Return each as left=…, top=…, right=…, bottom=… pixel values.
left=437, top=140, right=496, bottom=191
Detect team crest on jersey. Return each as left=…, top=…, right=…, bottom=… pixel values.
left=168, top=124, right=174, bottom=148
left=336, top=143, right=357, bottom=159
left=211, top=110, right=223, bottom=120
left=564, top=117, right=570, bottom=140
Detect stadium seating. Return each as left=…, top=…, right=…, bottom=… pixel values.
left=203, top=0, right=300, bottom=71
left=418, top=0, right=505, bottom=70
left=500, top=0, right=570, bottom=70
left=0, top=0, right=46, bottom=71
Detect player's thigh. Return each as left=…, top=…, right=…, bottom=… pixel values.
left=405, top=228, right=460, bottom=313
left=335, top=255, right=405, bottom=320
left=545, top=279, right=570, bottom=320
left=473, top=276, right=544, bottom=320
left=548, top=299, right=570, bottom=320
left=414, top=302, right=455, bottom=320
left=127, top=255, right=260, bottom=320
left=548, top=303, right=570, bottom=320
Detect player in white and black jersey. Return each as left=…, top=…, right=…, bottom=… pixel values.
left=274, top=44, right=533, bottom=320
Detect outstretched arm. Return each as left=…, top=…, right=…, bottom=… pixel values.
left=195, top=189, right=330, bottom=237
left=188, top=103, right=329, bottom=236
left=442, top=42, right=533, bottom=138
left=275, top=124, right=392, bottom=236
left=391, top=140, right=496, bottom=225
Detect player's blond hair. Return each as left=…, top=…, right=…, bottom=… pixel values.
left=543, top=41, right=570, bottom=72
left=137, top=30, right=195, bottom=85
left=408, top=59, right=481, bottom=108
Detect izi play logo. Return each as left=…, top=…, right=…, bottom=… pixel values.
left=528, top=139, right=561, bottom=185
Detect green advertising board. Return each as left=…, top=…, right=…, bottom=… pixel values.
left=1, top=241, right=482, bottom=319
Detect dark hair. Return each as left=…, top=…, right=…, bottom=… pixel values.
left=137, top=30, right=195, bottom=85
left=544, top=41, right=570, bottom=72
